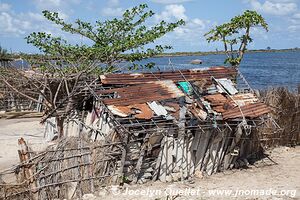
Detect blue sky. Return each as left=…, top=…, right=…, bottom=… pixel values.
left=0, top=0, right=300, bottom=53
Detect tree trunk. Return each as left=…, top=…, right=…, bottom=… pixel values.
left=238, top=26, right=250, bottom=66
left=56, top=116, right=65, bottom=138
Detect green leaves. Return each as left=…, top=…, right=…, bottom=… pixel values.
left=204, top=10, right=268, bottom=67
left=230, top=10, right=268, bottom=31
left=26, top=4, right=185, bottom=73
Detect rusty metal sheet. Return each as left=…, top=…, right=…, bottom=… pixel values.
left=98, top=80, right=184, bottom=106
left=107, top=104, right=153, bottom=119
left=189, top=106, right=207, bottom=120
left=204, top=94, right=228, bottom=106
left=204, top=93, right=259, bottom=114
left=203, top=93, right=235, bottom=113
left=213, top=106, right=227, bottom=113
left=231, top=93, right=258, bottom=106
left=108, top=105, right=131, bottom=117
left=222, top=102, right=271, bottom=120
left=133, top=104, right=153, bottom=119
left=164, top=102, right=180, bottom=120
left=100, top=67, right=237, bottom=85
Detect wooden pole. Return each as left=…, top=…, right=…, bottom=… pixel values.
left=18, top=137, right=38, bottom=200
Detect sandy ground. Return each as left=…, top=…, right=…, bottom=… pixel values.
left=88, top=146, right=300, bottom=200
left=0, top=118, right=47, bottom=171
left=0, top=119, right=299, bottom=200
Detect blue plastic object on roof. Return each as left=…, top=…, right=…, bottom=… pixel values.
left=178, top=81, right=192, bottom=95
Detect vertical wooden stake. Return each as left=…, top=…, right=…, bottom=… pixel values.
left=18, top=137, right=38, bottom=200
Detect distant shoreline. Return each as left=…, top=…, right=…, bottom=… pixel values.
left=2, top=48, right=300, bottom=61
left=154, top=48, right=300, bottom=57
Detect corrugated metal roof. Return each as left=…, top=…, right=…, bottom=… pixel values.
left=222, top=102, right=271, bottom=120
left=189, top=104, right=207, bottom=120
left=98, top=67, right=271, bottom=121
left=97, top=80, right=184, bottom=106
left=100, top=66, right=237, bottom=85
left=163, top=102, right=180, bottom=120
left=203, top=94, right=235, bottom=113
left=204, top=94, right=228, bottom=106
left=108, top=104, right=153, bottom=119
left=203, top=93, right=264, bottom=115
left=231, top=93, right=258, bottom=106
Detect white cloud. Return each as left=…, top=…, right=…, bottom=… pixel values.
left=56, top=11, right=69, bottom=20
left=155, top=4, right=188, bottom=21
left=288, top=25, right=299, bottom=31
left=251, top=27, right=269, bottom=39
left=0, top=12, right=25, bottom=36
left=33, top=0, right=62, bottom=10
left=151, top=0, right=192, bottom=4
left=155, top=4, right=212, bottom=49
left=0, top=3, right=11, bottom=11
left=101, top=7, right=124, bottom=17
left=107, top=0, right=120, bottom=7
left=173, top=18, right=209, bottom=40
left=293, top=12, right=300, bottom=19
left=269, top=0, right=296, bottom=2
left=288, top=12, right=300, bottom=31
left=0, top=8, right=69, bottom=38
left=249, top=0, right=298, bottom=15
left=31, top=0, right=80, bottom=19
left=246, top=0, right=300, bottom=34
left=0, top=11, right=44, bottom=37
left=32, top=0, right=80, bottom=10
left=27, top=12, right=44, bottom=21
left=101, top=0, right=124, bottom=17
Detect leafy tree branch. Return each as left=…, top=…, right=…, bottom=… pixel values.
left=26, top=4, right=185, bottom=71
left=205, top=10, right=268, bottom=67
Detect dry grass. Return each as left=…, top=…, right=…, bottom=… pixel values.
left=260, top=87, right=300, bottom=146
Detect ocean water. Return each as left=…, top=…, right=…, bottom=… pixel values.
left=12, top=51, right=300, bottom=91
left=137, top=51, right=300, bottom=91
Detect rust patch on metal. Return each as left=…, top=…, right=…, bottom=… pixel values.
left=100, top=67, right=237, bottom=85
left=189, top=103, right=207, bottom=120
left=222, top=102, right=271, bottom=119
left=204, top=94, right=228, bottom=106
left=99, top=80, right=184, bottom=106
left=164, top=102, right=180, bottom=120
left=108, top=104, right=153, bottom=119
left=132, top=104, right=153, bottom=119
left=204, top=93, right=235, bottom=113
left=231, top=93, right=258, bottom=106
